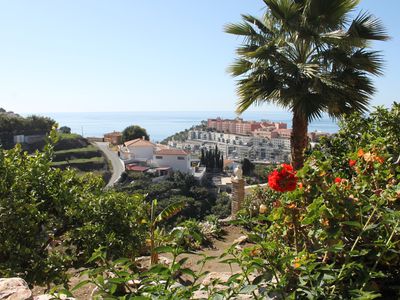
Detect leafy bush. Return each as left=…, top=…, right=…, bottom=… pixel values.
left=0, top=113, right=55, bottom=149
left=67, top=192, right=149, bottom=263
left=236, top=104, right=400, bottom=298
left=0, top=131, right=149, bottom=285
left=211, top=192, right=231, bottom=219
left=122, top=125, right=149, bottom=142
left=115, top=171, right=216, bottom=223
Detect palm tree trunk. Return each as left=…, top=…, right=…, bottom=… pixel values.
left=291, top=112, right=308, bottom=170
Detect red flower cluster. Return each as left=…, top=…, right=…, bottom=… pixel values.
left=349, top=159, right=357, bottom=167
left=335, top=177, right=342, bottom=184
left=268, top=164, right=297, bottom=192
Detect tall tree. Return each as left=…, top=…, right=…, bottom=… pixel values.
left=226, top=0, right=388, bottom=169
left=122, top=125, right=149, bottom=142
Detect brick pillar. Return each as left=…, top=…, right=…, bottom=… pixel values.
left=231, top=177, right=245, bottom=216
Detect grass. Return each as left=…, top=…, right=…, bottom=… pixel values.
left=51, top=156, right=105, bottom=166
left=54, top=145, right=98, bottom=155
left=58, top=133, right=82, bottom=140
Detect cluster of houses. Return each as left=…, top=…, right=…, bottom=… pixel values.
left=103, top=131, right=205, bottom=180
left=167, top=118, right=328, bottom=163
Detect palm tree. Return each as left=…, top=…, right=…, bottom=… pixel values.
left=226, top=0, right=388, bottom=169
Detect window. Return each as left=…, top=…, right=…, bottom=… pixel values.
left=156, top=156, right=163, bottom=159
left=177, top=156, right=185, bottom=160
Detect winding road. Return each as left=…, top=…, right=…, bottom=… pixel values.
left=94, top=142, right=125, bottom=187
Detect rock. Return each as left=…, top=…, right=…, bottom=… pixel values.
left=34, top=294, right=75, bottom=300
left=135, top=255, right=172, bottom=269
left=192, top=290, right=209, bottom=299
left=233, top=235, right=248, bottom=245
left=219, top=216, right=234, bottom=225
left=201, top=272, right=232, bottom=286
left=0, top=278, right=32, bottom=300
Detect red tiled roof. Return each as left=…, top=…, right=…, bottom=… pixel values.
left=124, top=138, right=155, bottom=147
left=104, top=131, right=122, bottom=137
left=155, top=149, right=188, bottom=155
left=126, top=165, right=149, bottom=172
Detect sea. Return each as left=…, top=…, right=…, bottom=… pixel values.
left=23, top=111, right=339, bottom=143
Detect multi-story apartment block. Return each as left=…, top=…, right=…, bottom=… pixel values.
left=185, top=128, right=291, bottom=162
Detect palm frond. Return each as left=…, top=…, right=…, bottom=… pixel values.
left=224, top=22, right=257, bottom=37
left=227, top=59, right=252, bottom=76
left=347, top=12, right=390, bottom=41
left=241, top=14, right=273, bottom=36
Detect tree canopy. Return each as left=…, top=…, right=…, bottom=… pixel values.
left=226, top=0, right=389, bottom=169
left=122, top=125, right=149, bottom=142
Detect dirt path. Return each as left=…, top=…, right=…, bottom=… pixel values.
left=178, top=225, right=249, bottom=274
left=33, top=226, right=249, bottom=299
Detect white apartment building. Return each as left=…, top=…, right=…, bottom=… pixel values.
left=152, top=149, right=191, bottom=173
left=119, top=138, right=156, bottom=162
left=187, top=129, right=291, bottom=162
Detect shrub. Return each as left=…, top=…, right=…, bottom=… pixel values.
left=0, top=131, right=149, bottom=285
left=235, top=104, right=400, bottom=298
left=211, top=192, right=231, bottom=219
left=67, top=192, right=149, bottom=263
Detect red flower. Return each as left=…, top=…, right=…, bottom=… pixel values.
left=335, top=177, right=342, bottom=184
left=349, top=159, right=357, bottom=167
left=268, top=164, right=297, bottom=192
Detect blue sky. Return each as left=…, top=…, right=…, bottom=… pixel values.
left=0, top=0, right=398, bottom=113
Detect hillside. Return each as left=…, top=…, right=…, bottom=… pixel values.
left=51, top=133, right=112, bottom=183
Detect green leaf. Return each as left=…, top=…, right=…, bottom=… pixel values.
left=155, top=200, right=186, bottom=223
left=239, top=285, right=257, bottom=294
left=71, top=280, right=91, bottom=291
left=342, top=221, right=363, bottom=228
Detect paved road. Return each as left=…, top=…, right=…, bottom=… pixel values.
left=94, top=142, right=124, bottom=187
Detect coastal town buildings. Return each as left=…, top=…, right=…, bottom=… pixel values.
left=103, top=131, right=122, bottom=145
left=119, top=137, right=156, bottom=162
left=153, top=148, right=191, bottom=173
left=118, top=137, right=204, bottom=179
left=166, top=118, right=329, bottom=163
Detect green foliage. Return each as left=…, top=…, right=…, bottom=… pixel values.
left=65, top=246, right=211, bottom=300
left=53, top=146, right=102, bottom=162
left=226, top=0, right=389, bottom=168
left=58, top=126, right=71, bottom=134
left=67, top=192, right=149, bottom=263
left=64, top=103, right=399, bottom=299
left=201, top=145, right=224, bottom=172
left=122, top=125, right=149, bottom=142
left=241, top=158, right=254, bottom=176
left=236, top=104, right=400, bottom=298
left=0, top=135, right=80, bottom=284
left=115, top=171, right=216, bottom=222
left=0, top=131, right=149, bottom=285
left=211, top=192, right=231, bottom=219
left=0, top=113, right=55, bottom=149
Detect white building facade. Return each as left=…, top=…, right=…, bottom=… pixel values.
left=152, top=149, right=191, bottom=173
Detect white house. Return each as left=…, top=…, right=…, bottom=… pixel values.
left=152, top=149, right=191, bottom=173
left=119, top=138, right=156, bottom=162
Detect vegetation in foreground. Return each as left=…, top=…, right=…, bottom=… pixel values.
left=67, top=104, right=400, bottom=299
left=1, top=104, right=399, bottom=299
